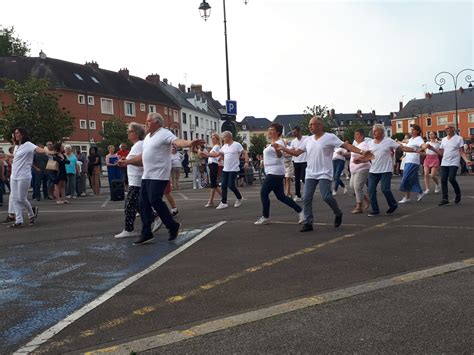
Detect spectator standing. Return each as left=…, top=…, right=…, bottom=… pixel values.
left=87, top=147, right=101, bottom=196
left=32, top=145, right=49, bottom=201
left=75, top=148, right=87, bottom=196
left=117, top=143, right=130, bottom=189
left=106, top=145, right=122, bottom=197
left=170, top=146, right=183, bottom=190
left=64, top=145, right=78, bottom=199
left=0, top=151, right=5, bottom=207
left=182, top=150, right=190, bottom=178
left=53, top=143, right=69, bottom=205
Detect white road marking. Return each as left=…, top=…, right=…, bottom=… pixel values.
left=177, top=192, right=189, bottom=200
left=13, top=221, right=227, bottom=354
left=100, top=198, right=109, bottom=208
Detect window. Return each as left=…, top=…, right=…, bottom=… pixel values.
left=339, top=121, right=344, bottom=126
left=469, top=113, right=474, bottom=123
left=90, top=76, right=100, bottom=84
left=183, top=131, right=188, bottom=140
left=396, top=121, right=403, bottom=133
left=348, top=120, right=352, bottom=125
left=140, top=103, right=145, bottom=112
left=190, top=132, right=193, bottom=140
left=101, top=98, right=114, bottom=114
left=79, top=119, right=87, bottom=129
left=242, top=124, right=247, bottom=130
left=470, top=128, right=474, bottom=135
left=87, top=96, right=95, bottom=105
left=408, top=119, right=415, bottom=128
left=124, top=101, right=136, bottom=117
left=426, top=117, right=432, bottom=126
left=149, top=105, right=156, bottom=113
left=173, top=110, right=178, bottom=121
left=81, top=145, right=87, bottom=152
left=206, top=135, right=210, bottom=144
left=438, top=130, right=447, bottom=138
left=214, top=122, right=217, bottom=131
left=195, top=116, right=199, bottom=127
left=201, top=134, right=204, bottom=140
left=437, top=116, right=448, bottom=125
left=182, top=112, right=187, bottom=124
left=78, top=94, right=85, bottom=104
left=74, top=73, right=83, bottom=80
left=164, top=107, right=168, bottom=115
left=89, top=120, right=96, bottom=130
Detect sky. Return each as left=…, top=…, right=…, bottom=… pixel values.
left=1, top=0, right=473, bottom=121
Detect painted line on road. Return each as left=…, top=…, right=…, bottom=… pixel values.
left=177, top=192, right=189, bottom=200
left=13, top=221, right=227, bottom=355
left=100, top=198, right=109, bottom=208
left=85, top=257, right=474, bottom=354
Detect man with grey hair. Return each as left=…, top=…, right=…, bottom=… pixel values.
left=119, top=113, right=203, bottom=245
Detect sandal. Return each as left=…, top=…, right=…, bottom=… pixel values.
left=351, top=208, right=363, bottom=214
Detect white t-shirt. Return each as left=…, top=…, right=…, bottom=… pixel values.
left=332, top=147, right=347, bottom=161
left=367, top=137, right=400, bottom=173
left=440, top=135, right=464, bottom=167
left=263, top=139, right=285, bottom=175
left=301, top=133, right=343, bottom=180
left=291, top=136, right=308, bottom=163
left=127, top=140, right=144, bottom=187
left=426, top=141, right=440, bottom=156
left=350, top=140, right=370, bottom=173
left=171, top=151, right=183, bottom=168
left=11, top=141, right=37, bottom=180
left=208, top=145, right=221, bottom=164
left=142, top=128, right=177, bottom=180
left=403, top=136, right=424, bottom=165
left=220, top=142, right=243, bottom=172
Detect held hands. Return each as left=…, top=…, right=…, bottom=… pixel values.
left=271, top=143, right=282, bottom=150
left=117, top=159, right=128, bottom=168
left=190, top=139, right=205, bottom=149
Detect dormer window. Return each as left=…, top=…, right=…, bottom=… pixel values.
left=90, top=76, right=100, bottom=84
left=74, top=73, right=84, bottom=80
left=242, top=125, right=247, bottom=129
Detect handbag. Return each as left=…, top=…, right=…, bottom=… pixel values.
left=46, top=159, right=59, bottom=171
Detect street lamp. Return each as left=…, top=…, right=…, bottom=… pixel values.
left=434, top=68, right=474, bottom=132
left=409, top=103, right=433, bottom=138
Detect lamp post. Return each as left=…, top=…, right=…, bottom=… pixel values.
left=198, top=0, right=248, bottom=135
left=409, top=104, right=433, bottom=138
left=434, top=68, right=474, bottom=132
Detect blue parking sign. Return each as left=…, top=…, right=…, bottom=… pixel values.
left=226, top=100, right=237, bottom=115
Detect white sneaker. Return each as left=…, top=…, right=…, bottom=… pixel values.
left=254, top=216, right=270, bottom=225
left=343, top=187, right=348, bottom=194
left=332, top=190, right=337, bottom=196
left=417, top=192, right=426, bottom=202
left=114, top=230, right=140, bottom=238
left=424, top=189, right=430, bottom=194
left=293, top=196, right=302, bottom=202
left=193, top=187, right=197, bottom=190
left=398, top=197, right=410, bottom=203
left=65, top=195, right=72, bottom=199
left=434, top=185, right=440, bottom=193
left=234, top=199, right=243, bottom=208
left=216, top=202, right=228, bottom=210
left=297, top=211, right=305, bottom=224
left=152, top=218, right=163, bottom=233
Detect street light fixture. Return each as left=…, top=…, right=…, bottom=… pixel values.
left=434, top=68, right=474, bottom=131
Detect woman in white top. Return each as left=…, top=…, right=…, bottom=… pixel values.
left=5, top=128, right=53, bottom=227
left=170, top=146, right=184, bottom=190
left=115, top=123, right=145, bottom=238
left=349, top=129, right=370, bottom=213
left=201, top=133, right=222, bottom=207
left=422, top=131, right=441, bottom=194
left=398, top=125, right=426, bottom=204
left=254, top=123, right=303, bottom=225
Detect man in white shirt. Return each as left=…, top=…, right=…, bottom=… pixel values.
left=290, top=126, right=307, bottom=202
left=119, top=113, right=203, bottom=245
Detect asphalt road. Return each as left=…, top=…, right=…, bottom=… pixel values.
left=0, top=175, right=473, bottom=354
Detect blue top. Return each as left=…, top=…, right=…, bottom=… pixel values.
left=65, top=154, right=77, bottom=175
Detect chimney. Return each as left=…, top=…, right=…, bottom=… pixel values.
left=204, top=91, right=213, bottom=98
left=146, top=73, right=161, bottom=85
left=85, top=61, right=99, bottom=69
left=399, top=101, right=403, bottom=111
left=190, top=84, right=203, bottom=93
left=178, top=84, right=186, bottom=92
left=459, top=87, right=465, bottom=94
left=119, top=68, right=129, bottom=79
left=163, top=78, right=168, bottom=84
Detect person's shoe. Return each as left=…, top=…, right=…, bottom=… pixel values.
left=216, top=202, right=228, bottom=210
left=293, top=196, right=302, bottom=202
left=72, top=196, right=77, bottom=199
left=434, top=185, right=440, bottom=193
left=438, top=199, right=450, bottom=206
left=152, top=218, right=163, bottom=233
left=133, top=235, right=155, bottom=245
left=300, top=224, right=313, bottom=232
left=343, top=187, right=348, bottom=194
left=29, top=206, right=39, bottom=225
left=234, top=199, right=243, bottom=208
left=36, top=198, right=41, bottom=202
left=65, top=195, right=72, bottom=199
left=367, top=211, right=379, bottom=217
left=417, top=192, right=427, bottom=202
left=80, top=193, right=86, bottom=197
left=398, top=197, right=410, bottom=204
left=454, top=195, right=461, bottom=204
left=171, top=208, right=179, bottom=216
left=8, top=222, right=23, bottom=229
left=386, top=205, right=398, bottom=215
left=205, top=202, right=214, bottom=207
left=297, top=211, right=305, bottom=224
left=193, top=187, right=197, bottom=190
left=424, top=189, right=430, bottom=194
left=115, top=230, right=140, bottom=238
left=334, top=213, right=343, bottom=228
left=351, top=208, right=363, bottom=214
left=168, top=223, right=181, bottom=241
left=332, top=189, right=337, bottom=196
left=254, top=216, right=270, bottom=225
left=2, top=215, right=16, bottom=224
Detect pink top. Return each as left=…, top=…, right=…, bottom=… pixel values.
left=350, top=140, right=371, bottom=173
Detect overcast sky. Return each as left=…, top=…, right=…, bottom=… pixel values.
left=1, top=0, right=473, bottom=120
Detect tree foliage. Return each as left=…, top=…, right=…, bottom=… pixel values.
left=341, top=121, right=373, bottom=142
left=249, top=133, right=267, bottom=159
left=0, top=26, right=30, bottom=56
left=98, top=116, right=129, bottom=154
left=0, top=76, right=75, bottom=144
left=300, top=104, right=334, bottom=135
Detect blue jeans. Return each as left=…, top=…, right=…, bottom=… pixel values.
left=303, top=178, right=342, bottom=225
left=221, top=171, right=242, bottom=204
left=439, top=166, right=460, bottom=201
left=33, top=169, right=48, bottom=200
left=368, top=172, right=397, bottom=214
left=332, top=159, right=346, bottom=191
left=260, top=174, right=302, bottom=218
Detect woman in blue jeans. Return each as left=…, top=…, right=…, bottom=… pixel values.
left=332, top=147, right=348, bottom=195
left=254, top=123, right=303, bottom=225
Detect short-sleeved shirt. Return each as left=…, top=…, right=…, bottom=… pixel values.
left=403, top=136, right=424, bottom=165
left=301, top=133, right=343, bottom=180
left=440, top=135, right=464, bottom=167
left=117, top=149, right=129, bottom=160
left=65, top=154, right=78, bottom=174
left=11, top=141, right=37, bottom=180
left=142, top=128, right=177, bottom=180
left=332, top=147, right=347, bottom=161
left=290, top=136, right=308, bottom=163
left=367, top=138, right=400, bottom=173
left=220, top=142, right=243, bottom=172
left=127, top=140, right=144, bottom=187
left=171, top=152, right=184, bottom=168
left=350, top=140, right=370, bottom=173
left=208, top=145, right=221, bottom=165
left=426, top=141, right=440, bottom=155
left=263, top=139, right=285, bottom=175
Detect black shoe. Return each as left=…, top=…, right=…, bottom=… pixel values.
left=367, top=211, right=379, bottom=217
left=8, top=223, right=23, bottom=229
left=334, top=213, right=343, bottom=228
left=438, top=199, right=450, bottom=206
left=386, top=205, right=398, bottom=215
left=455, top=195, right=461, bottom=204
left=168, top=223, right=181, bottom=241
left=133, top=235, right=155, bottom=245
left=171, top=208, right=179, bottom=216
left=36, top=198, right=41, bottom=202
left=29, top=206, right=39, bottom=225
left=2, top=215, right=15, bottom=224
left=300, top=224, right=313, bottom=232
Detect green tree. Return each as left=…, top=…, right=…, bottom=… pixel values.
left=300, top=104, right=334, bottom=135
left=98, top=116, right=129, bottom=153
left=341, top=121, right=372, bottom=142
left=391, top=133, right=405, bottom=141
left=249, top=133, right=267, bottom=159
left=0, top=26, right=30, bottom=56
left=0, top=76, right=74, bottom=144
